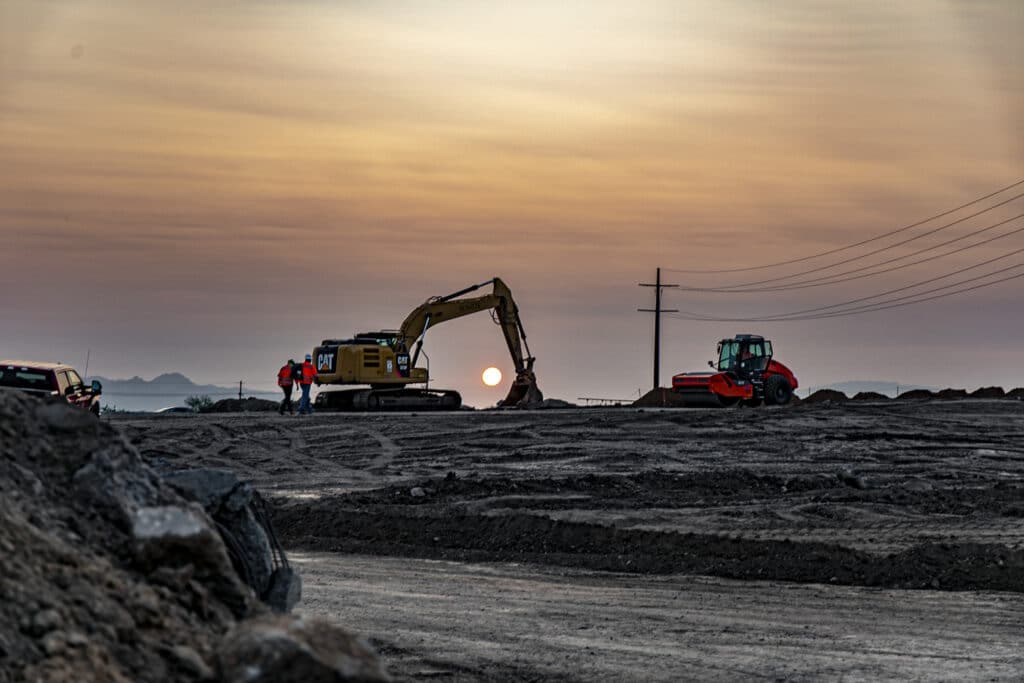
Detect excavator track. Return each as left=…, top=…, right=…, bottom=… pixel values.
left=316, top=388, right=461, bottom=412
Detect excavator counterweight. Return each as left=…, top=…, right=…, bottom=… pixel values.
left=313, top=278, right=542, bottom=411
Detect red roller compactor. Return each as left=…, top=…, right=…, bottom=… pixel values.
left=671, top=334, right=798, bottom=407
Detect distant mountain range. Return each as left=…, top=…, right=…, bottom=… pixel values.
left=93, top=374, right=942, bottom=411
left=802, top=380, right=936, bottom=399
left=93, top=372, right=279, bottom=412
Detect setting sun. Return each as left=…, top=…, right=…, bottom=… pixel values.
left=482, top=367, right=502, bottom=387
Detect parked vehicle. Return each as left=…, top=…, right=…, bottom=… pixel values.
left=0, top=360, right=103, bottom=415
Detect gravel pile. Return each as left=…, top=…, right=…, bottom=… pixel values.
left=634, top=388, right=690, bottom=407
left=896, top=389, right=933, bottom=400
left=208, top=398, right=279, bottom=413
left=0, top=392, right=387, bottom=682
left=803, top=389, right=849, bottom=403
left=851, top=391, right=889, bottom=401
left=935, top=389, right=969, bottom=399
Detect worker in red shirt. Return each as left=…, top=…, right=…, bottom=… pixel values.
left=298, top=353, right=317, bottom=415
left=276, top=359, right=295, bottom=415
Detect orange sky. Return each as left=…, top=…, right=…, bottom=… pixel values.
left=1, top=1, right=1022, bottom=405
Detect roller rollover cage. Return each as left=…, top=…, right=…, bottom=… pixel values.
left=671, top=335, right=798, bottom=407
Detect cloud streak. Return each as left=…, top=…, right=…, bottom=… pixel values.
left=1, top=0, right=1021, bottom=404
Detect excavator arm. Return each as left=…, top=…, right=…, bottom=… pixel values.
left=396, top=278, right=543, bottom=407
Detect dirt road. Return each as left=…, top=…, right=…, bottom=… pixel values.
left=116, top=399, right=1024, bottom=679
left=294, top=553, right=1024, bottom=682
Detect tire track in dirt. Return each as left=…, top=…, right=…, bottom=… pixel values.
left=295, top=553, right=1024, bottom=682
left=265, top=423, right=405, bottom=492
left=119, top=400, right=1024, bottom=588
left=364, top=429, right=400, bottom=471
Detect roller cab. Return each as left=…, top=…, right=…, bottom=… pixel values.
left=672, top=335, right=798, bottom=407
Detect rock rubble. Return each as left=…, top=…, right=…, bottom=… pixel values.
left=0, top=392, right=386, bottom=682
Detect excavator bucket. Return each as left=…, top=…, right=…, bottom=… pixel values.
left=500, top=370, right=543, bottom=408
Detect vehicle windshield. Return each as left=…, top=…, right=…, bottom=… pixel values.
left=0, top=368, right=56, bottom=391
left=738, top=341, right=770, bottom=373
left=719, top=340, right=771, bottom=372
left=718, top=342, right=740, bottom=370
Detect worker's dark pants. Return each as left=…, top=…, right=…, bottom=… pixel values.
left=299, top=383, right=313, bottom=414
left=279, top=385, right=294, bottom=414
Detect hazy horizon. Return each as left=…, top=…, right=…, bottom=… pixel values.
left=2, top=1, right=1022, bottom=408
left=82, top=371, right=976, bottom=412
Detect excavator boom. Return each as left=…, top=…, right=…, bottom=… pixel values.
left=313, top=278, right=542, bottom=410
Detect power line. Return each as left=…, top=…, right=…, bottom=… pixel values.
left=671, top=193, right=1024, bottom=290
left=749, top=248, right=1024, bottom=317
left=664, top=178, right=1024, bottom=274
left=773, top=267, right=1024, bottom=320
left=667, top=264, right=1023, bottom=322
left=670, top=214, right=1024, bottom=293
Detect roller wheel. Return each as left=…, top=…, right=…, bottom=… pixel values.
left=765, top=375, right=793, bottom=405
left=717, top=396, right=740, bottom=408
left=743, top=397, right=763, bottom=408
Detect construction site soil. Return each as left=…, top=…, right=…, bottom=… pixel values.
left=113, top=398, right=1024, bottom=680
left=0, top=393, right=387, bottom=683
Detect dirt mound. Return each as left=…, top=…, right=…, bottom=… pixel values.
left=209, top=397, right=279, bottom=413
left=897, top=389, right=933, bottom=400
left=336, top=470, right=839, bottom=511
left=803, top=389, right=849, bottom=403
left=632, top=388, right=688, bottom=407
left=970, top=386, right=1005, bottom=399
left=0, top=392, right=383, bottom=682
left=272, top=492, right=1024, bottom=593
left=934, top=388, right=969, bottom=399
left=0, top=393, right=246, bottom=681
left=851, top=391, right=889, bottom=401
left=534, top=398, right=577, bottom=409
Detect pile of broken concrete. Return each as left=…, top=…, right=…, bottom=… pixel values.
left=0, top=391, right=388, bottom=682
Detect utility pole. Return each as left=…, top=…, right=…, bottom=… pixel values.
left=238, top=380, right=243, bottom=400
left=639, top=267, right=678, bottom=391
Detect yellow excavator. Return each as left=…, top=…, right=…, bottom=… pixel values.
left=312, top=277, right=543, bottom=410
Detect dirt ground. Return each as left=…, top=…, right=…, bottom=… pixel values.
left=115, top=399, right=1024, bottom=680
